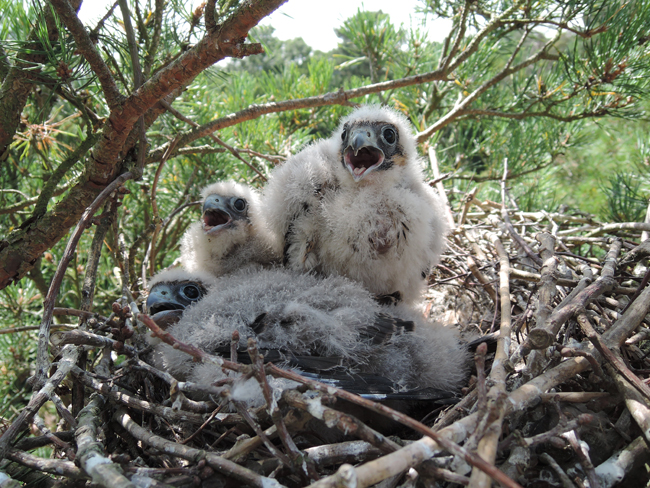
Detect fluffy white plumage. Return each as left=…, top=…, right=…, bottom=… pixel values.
left=262, top=105, right=449, bottom=304
left=180, top=180, right=279, bottom=277
left=150, top=266, right=469, bottom=406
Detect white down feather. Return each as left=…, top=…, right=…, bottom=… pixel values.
left=261, top=105, right=449, bottom=304
left=180, top=180, right=279, bottom=277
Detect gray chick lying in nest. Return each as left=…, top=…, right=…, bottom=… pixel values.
left=146, top=266, right=469, bottom=416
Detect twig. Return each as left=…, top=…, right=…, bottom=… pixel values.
left=5, top=449, right=87, bottom=480
left=594, top=436, right=649, bottom=488
left=49, top=0, right=122, bottom=107
left=76, top=394, right=136, bottom=487
left=113, top=408, right=286, bottom=488
left=249, top=338, right=315, bottom=480
left=577, top=313, right=650, bottom=401
left=71, top=366, right=208, bottom=424
left=33, top=171, right=133, bottom=390
left=468, top=236, right=512, bottom=487
left=0, top=344, right=80, bottom=459
left=140, top=313, right=521, bottom=487
left=562, top=430, right=601, bottom=488
left=540, top=452, right=577, bottom=488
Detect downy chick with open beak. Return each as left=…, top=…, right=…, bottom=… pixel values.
left=180, top=180, right=280, bottom=278
left=262, top=105, right=449, bottom=305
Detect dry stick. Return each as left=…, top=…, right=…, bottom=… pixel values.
left=248, top=339, right=316, bottom=481
left=602, top=274, right=650, bottom=347
left=610, top=370, right=650, bottom=442
left=32, top=412, right=76, bottom=460
left=222, top=407, right=309, bottom=462
left=620, top=265, right=650, bottom=314
left=113, top=408, right=286, bottom=488
left=139, top=313, right=521, bottom=488
left=595, top=436, right=649, bottom=488
left=509, top=234, right=559, bottom=366
left=577, top=314, right=650, bottom=401
left=467, top=256, right=498, bottom=304
left=430, top=286, right=650, bottom=486
left=33, top=171, right=134, bottom=390
left=585, top=222, right=650, bottom=237
left=127, top=358, right=221, bottom=412
left=533, top=233, right=559, bottom=339
left=474, top=343, right=488, bottom=421
left=539, top=452, right=577, bottom=488
left=70, top=366, right=207, bottom=424
left=563, top=430, right=601, bottom=488
left=305, top=441, right=382, bottom=467
left=468, top=236, right=513, bottom=488
left=51, top=329, right=138, bottom=357
left=539, top=392, right=610, bottom=403
left=517, top=414, right=595, bottom=449
left=428, top=147, right=455, bottom=229
left=14, top=431, right=75, bottom=451
left=76, top=394, right=136, bottom=488
left=500, top=160, right=543, bottom=267
left=228, top=395, right=293, bottom=468
left=285, top=390, right=469, bottom=485
left=145, top=137, right=180, bottom=280
left=433, top=388, right=477, bottom=431
left=269, top=366, right=523, bottom=488
left=5, top=449, right=87, bottom=480
left=0, top=344, right=80, bottom=459
left=457, top=187, right=479, bottom=227
left=54, top=307, right=107, bottom=322
left=525, top=239, right=622, bottom=378
left=283, top=390, right=401, bottom=455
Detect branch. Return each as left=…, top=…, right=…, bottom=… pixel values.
left=417, top=30, right=562, bottom=142
left=75, top=394, right=136, bottom=487
left=0, top=0, right=285, bottom=291
left=49, top=0, right=123, bottom=107
left=152, top=69, right=449, bottom=158
left=0, top=344, right=80, bottom=459
left=32, top=171, right=133, bottom=389
left=113, top=408, right=286, bottom=488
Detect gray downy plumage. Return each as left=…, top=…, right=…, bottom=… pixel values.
left=180, top=180, right=280, bottom=278
left=261, top=105, right=449, bottom=305
left=148, top=266, right=469, bottom=408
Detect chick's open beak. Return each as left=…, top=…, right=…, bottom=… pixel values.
left=343, top=127, right=385, bottom=181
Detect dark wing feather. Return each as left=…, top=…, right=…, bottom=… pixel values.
left=360, top=312, right=415, bottom=345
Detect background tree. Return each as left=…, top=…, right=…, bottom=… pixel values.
left=0, top=0, right=649, bottom=415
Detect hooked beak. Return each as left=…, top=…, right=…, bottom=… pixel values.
left=202, top=195, right=235, bottom=236
left=343, top=128, right=385, bottom=182
left=146, top=286, right=185, bottom=328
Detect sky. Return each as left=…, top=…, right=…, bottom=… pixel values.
left=78, top=0, right=452, bottom=53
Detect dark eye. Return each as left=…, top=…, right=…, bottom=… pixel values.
left=181, top=284, right=202, bottom=301
left=341, top=129, right=347, bottom=141
left=233, top=198, right=246, bottom=211
left=382, top=127, right=396, bottom=144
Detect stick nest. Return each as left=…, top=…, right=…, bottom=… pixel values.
left=2, top=195, right=650, bottom=488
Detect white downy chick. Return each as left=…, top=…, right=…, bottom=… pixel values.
left=262, top=105, right=448, bottom=304
left=180, top=180, right=279, bottom=277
